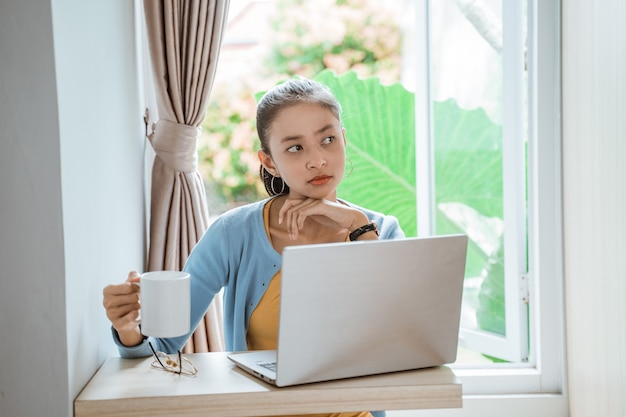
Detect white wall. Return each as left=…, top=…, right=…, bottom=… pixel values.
left=0, top=1, right=68, bottom=416
left=562, top=1, right=626, bottom=416
left=0, top=1, right=145, bottom=416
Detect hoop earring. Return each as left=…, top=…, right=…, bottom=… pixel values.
left=344, top=157, right=354, bottom=178
left=270, top=176, right=286, bottom=195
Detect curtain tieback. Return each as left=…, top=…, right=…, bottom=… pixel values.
left=149, top=119, right=200, bottom=172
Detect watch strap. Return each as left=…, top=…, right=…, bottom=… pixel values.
left=349, top=222, right=379, bottom=241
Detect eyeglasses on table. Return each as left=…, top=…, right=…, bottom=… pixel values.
left=148, top=341, right=198, bottom=377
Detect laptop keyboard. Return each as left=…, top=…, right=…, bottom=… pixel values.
left=257, top=361, right=277, bottom=372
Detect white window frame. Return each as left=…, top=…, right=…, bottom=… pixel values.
left=411, top=0, right=567, bottom=409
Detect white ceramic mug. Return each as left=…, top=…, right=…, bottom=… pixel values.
left=137, top=271, right=191, bottom=338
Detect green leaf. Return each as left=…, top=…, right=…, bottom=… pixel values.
left=433, top=99, right=503, bottom=219
left=315, top=70, right=417, bottom=236
left=432, top=99, right=503, bottom=276
left=476, top=239, right=506, bottom=336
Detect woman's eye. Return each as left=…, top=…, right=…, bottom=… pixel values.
left=322, top=136, right=334, bottom=145
left=287, top=144, right=303, bottom=153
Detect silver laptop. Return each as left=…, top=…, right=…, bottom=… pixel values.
left=228, top=234, right=468, bottom=387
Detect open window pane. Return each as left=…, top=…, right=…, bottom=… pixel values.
left=425, top=0, right=529, bottom=363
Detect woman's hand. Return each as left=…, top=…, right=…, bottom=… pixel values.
left=102, top=271, right=144, bottom=347
left=278, top=197, right=371, bottom=240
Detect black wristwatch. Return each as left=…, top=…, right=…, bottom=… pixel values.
left=349, top=222, right=379, bottom=241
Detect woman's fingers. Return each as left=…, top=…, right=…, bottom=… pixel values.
left=286, top=200, right=311, bottom=239
left=282, top=199, right=314, bottom=238
left=107, top=303, right=140, bottom=329
left=279, top=198, right=361, bottom=240
left=126, top=270, right=141, bottom=283
left=103, top=280, right=141, bottom=332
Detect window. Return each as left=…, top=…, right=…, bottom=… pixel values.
left=203, top=0, right=565, bottom=405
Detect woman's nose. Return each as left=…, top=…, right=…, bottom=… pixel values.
left=307, top=151, right=327, bottom=168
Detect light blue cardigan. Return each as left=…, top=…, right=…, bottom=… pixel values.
left=113, top=197, right=404, bottom=358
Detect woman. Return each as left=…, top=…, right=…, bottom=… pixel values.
left=103, top=78, right=404, bottom=417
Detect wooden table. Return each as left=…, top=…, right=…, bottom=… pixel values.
left=74, top=352, right=462, bottom=417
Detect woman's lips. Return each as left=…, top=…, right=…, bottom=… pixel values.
left=309, top=175, right=332, bottom=185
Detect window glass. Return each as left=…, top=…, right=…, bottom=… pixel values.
left=428, top=0, right=529, bottom=363
left=202, top=0, right=529, bottom=365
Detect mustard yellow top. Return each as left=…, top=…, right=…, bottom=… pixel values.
left=246, top=199, right=372, bottom=417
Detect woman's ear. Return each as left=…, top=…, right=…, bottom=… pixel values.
left=258, top=150, right=279, bottom=177
left=342, top=127, right=347, bottom=146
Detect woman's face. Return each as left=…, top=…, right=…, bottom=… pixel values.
left=260, top=102, right=346, bottom=201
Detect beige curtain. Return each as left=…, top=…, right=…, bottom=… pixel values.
left=143, top=0, right=230, bottom=353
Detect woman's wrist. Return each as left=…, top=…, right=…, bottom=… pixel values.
left=117, top=327, right=145, bottom=347
left=348, top=212, right=379, bottom=241
left=347, top=212, right=370, bottom=232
